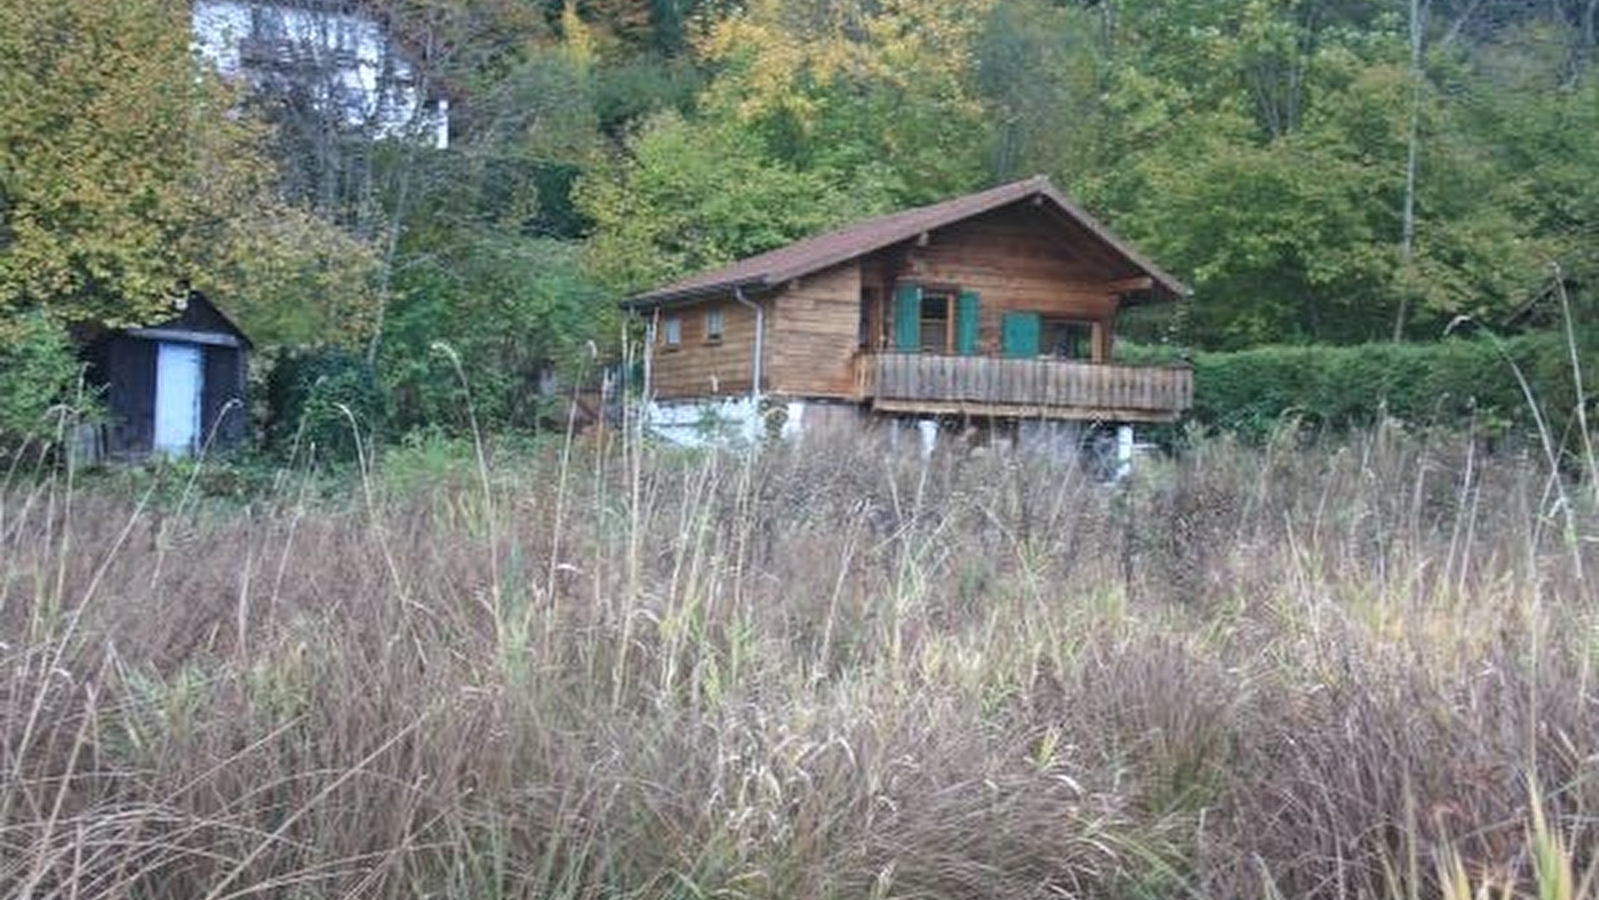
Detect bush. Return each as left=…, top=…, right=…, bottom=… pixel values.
left=1187, top=329, right=1598, bottom=444
left=0, top=312, right=86, bottom=456
left=264, top=346, right=386, bottom=464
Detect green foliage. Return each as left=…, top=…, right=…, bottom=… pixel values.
left=593, top=52, right=704, bottom=135
left=354, top=42, right=615, bottom=435
left=436, top=44, right=605, bottom=239
left=382, top=236, right=609, bottom=434
left=0, top=0, right=384, bottom=347
left=1096, top=27, right=1553, bottom=348
left=205, top=206, right=384, bottom=346
left=697, top=0, right=996, bottom=205
left=974, top=0, right=1108, bottom=182
left=1481, top=73, right=1599, bottom=316
left=0, top=0, right=223, bottom=325
left=0, top=313, right=83, bottom=452
left=574, top=112, right=889, bottom=294
left=6, top=0, right=1599, bottom=444
left=1186, top=329, right=1599, bottom=443
left=265, top=347, right=387, bottom=464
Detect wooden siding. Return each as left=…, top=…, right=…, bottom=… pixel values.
left=641, top=203, right=1185, bottom=420
left=764, top=263, right=863, bottom=399
left=95, top=335, right=158, bottom=455
left=647, top=297, right=758, bottom=400
left=753, top=206, right=1146, bottom=402
left=202, top=345, right=249, bottom=447
left=870, top=353, right=1193, bottom=423
left=878, top=205, right=1129, bottom=361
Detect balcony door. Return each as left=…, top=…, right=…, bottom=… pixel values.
left=1043, top=318, right=1097, bottom=361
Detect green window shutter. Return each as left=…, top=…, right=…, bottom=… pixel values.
left=1001, top=311, right=1041, bottom=358
left=893, top=284, right=922, bottom=352
left=955, top=290, right=980, bottom=355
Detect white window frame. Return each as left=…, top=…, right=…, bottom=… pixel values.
left=704, top=307, right=725, bottom=342
left=663, top=315, right=683, bottom=348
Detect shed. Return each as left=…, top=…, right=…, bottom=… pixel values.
left=79, top=293, right=252, bottom=459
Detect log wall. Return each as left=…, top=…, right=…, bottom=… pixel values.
left=646, top=297, right=758, bottom=399
left=889, top=205, right=1128, bottom=361
left=643, top=202, right=1178, bottom=416
left=764, top=263, right=864, bottom=399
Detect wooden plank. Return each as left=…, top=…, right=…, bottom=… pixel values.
left=871, top=397, right=1186, bottom=424
left=648, top=296, right=761, bottom=399
left=1097, top=276, right=1154, bottom=293
left=867, top=353, right=1192, bottom=417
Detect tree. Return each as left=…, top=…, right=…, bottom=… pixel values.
left=696, top=0, right=997, bottom=205
left=1471, top=51, right=1599, bottom=315
left=574, top=111, right=889, bottom=295
left=0, top=0, right=248, bottom=327
left=1089, top=3, right=1550, bottom=347
left=0, top=0, right=384, bottom=344
left=0, top=312, right=82, bottom=451
left=973, top=0, right=1111, bottom=183
left=381, top=234, right=608, bottom=432
left=368, top=42, right=615, bottom=431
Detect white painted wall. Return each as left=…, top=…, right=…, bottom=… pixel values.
left=193, top=0, right=448, bottom=146
left=642, top=398, right=764, bottom=447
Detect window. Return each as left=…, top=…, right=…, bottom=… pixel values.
left=920, top=293, right=950, bottom=352
left=1042, top=318, right=1096, bottom=361
left=704, top=307, right=725, bottom=342
left=663, top=315, right=682, bottom=348
left=893, top=284, right=978, bottom=354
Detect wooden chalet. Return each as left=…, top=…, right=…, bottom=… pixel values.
left=623, top=176, right=1192, bottom=446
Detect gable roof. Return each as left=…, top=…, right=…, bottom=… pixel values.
left=622, top=175, right=1188, bottom=309
left=127, top=291, right=254, bottom=349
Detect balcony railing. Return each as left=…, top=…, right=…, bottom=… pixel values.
left=865, top=352, right=1192, bottom=421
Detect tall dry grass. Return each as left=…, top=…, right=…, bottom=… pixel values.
left=2, top=421, right=1596, bottom=900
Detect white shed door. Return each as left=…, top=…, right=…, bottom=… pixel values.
left=154, top=342, right=203, bottom=456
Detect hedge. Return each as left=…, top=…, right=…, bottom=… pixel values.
left=1123, top=330, right=1598, bottom=442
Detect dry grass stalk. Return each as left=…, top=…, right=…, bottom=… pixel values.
left=1, top=421, right=1595, bottom=900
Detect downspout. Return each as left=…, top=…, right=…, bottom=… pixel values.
left=733, top=285, right=764, bottom=402
left=643, top=308, right=658, bottom=400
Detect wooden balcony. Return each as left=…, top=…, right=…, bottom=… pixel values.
left=863, top=352, right=1192, bottom=422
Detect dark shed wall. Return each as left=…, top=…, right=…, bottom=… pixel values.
left=201, top=345, right=249, bottom=447
left=96, top=335, right=159, bottom=457
left=76, top=293, right=252, bottom=458
left=172, top=297, right=240, bottom=335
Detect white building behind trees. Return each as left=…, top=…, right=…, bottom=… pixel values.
left=192, top=0, right=449, bottom=148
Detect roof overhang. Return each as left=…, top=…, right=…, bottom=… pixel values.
left=619, top=277, right=777, bottom=312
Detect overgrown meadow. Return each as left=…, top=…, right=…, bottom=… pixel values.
left=3, top=421, right=1597, bottom=900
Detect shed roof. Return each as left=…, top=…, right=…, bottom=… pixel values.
left=128, top=291, right=254, bottom=349
left=622, top=175, right=1188, bottom=309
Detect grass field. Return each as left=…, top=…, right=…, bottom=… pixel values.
left=2, top=424, right=1596, bottom=899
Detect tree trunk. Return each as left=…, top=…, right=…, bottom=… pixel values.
left=1580, top=0, right=1597, bottom=77
left=1394, top=0, right=1425, bottom=342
